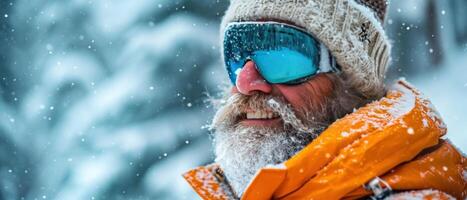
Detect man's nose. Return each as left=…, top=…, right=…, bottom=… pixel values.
left=235, top=61, right=272, bottom=95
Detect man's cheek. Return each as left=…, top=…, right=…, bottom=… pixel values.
left=277, top=74, right=333, bottom=110
left=230, top=87, right=239, bottom=94
left=275, top=87, right=307, bottom=110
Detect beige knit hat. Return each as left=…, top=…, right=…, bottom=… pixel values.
left=221, top=0, right=391, bottom=98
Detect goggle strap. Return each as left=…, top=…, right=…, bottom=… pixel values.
left=331, top=55, right=340, bottom=72
left=319, top=43, right=340, bottom=73
left=319, top=43, right=332, bottom=73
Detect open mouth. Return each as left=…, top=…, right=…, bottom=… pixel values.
left=236, top=109, right=282, bottom=127
left=245, top=110, right=280, bottom=120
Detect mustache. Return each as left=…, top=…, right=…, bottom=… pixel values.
left=210, top=93, right=270, bottom=130
left=210, top=93, right=323, bottom=138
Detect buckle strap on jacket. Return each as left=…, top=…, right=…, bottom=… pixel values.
left=365, top=177, right=392, bottom=200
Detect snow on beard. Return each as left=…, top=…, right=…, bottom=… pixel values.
left=210, top=93, right=331, bottom=196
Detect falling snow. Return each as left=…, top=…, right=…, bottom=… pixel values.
left=0, top=0, right=465, bottom=200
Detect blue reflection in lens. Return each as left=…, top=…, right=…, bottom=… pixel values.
left=223, top=22, right=322, bottom=85
left=252, top=48, right=318, bottom=84
left=227, top=60, right=245, bottom=84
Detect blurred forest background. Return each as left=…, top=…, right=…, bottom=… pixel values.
left=0, top=0, right=466, bottom=199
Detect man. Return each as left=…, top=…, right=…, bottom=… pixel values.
left=184, top=0, right=467, bottom=199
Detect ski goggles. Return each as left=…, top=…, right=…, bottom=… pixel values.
left=223, top=22, right=332, bottom=85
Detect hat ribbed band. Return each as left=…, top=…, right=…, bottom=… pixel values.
left=221, top=0, right=391, bottom=98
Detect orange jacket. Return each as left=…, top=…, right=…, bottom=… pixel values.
left=183, top=80, right=467, bottom=200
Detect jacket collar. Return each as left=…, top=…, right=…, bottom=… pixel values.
left=183, top=80, right=466, bottom=200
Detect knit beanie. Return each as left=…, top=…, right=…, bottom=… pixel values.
left=221, top=0, right=391, bottom=98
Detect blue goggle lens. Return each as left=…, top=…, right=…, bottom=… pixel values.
left=223, top=22, right=321, bottom=85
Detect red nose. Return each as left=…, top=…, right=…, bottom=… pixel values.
left=235, top=61, right=272, bottom=95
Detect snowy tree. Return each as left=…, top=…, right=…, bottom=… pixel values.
left=1, top=0, right=229, bottom=199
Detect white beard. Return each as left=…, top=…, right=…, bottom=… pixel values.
left=211, top=95, right=326, bottom=196
left=214, top=125, right=315, bottom=196
left=209, top=75, right=368, bottom=197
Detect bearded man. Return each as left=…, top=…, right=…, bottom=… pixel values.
left=183, top=0, right=467, bottom=199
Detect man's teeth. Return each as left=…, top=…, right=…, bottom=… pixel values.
left=246, top=111, right=279, bottom=119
